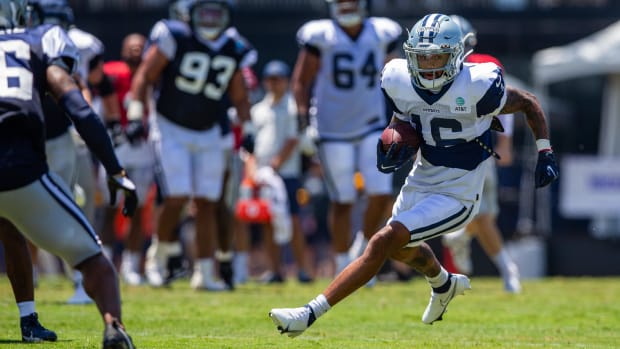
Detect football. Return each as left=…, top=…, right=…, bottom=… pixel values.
left=380, top=121, right=422, bottom=153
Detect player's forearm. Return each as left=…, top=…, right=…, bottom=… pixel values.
left=501, top=86, right=549, bottom=140
left=130, top=70, right=150, bottom=104
left=58, top=89, right=123, bottom=175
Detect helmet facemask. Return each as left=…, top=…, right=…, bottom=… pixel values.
left=26, top=0, right=74, bottom=29
left=403, top=14, right=465, bottom=91
left=191, top=1, right=230, bottom=41
left=0, top=0, right=27, bottom=28
left=327, top=0, right=366, bottom=28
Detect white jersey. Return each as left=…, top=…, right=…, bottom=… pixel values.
left=297, top=17, right=401, bottom=140
left=67, top=27, right=104, bottom=80
left=381, top=60, right=507, bottom=202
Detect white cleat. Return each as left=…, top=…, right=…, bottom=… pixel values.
left=503, top=263, right=522, bottom=294
left=422, top=273, right=471, bottom=324
left=121, top=269, right=143, bottom=286
left=144, top=265, right=164, bottom=287
left=269, top=306, right=315, bottom=338
left=348, top=230, right=368, bottom=261
left=189, top=271, right=228, bottom=291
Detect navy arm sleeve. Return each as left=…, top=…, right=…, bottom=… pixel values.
left=58, top=89, right=123, bottom=175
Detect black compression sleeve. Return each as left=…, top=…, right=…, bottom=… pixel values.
left=58, top=89, right=123, bottom=175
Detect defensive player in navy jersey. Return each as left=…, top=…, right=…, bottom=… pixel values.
left=270, top=13, right=559, bottom=337
left=0, top=1, right=137, bottom=347
left=27, top=0, right=101, bottom=306
left=131, top=0, right=257, bottom=290
left=293, top=0, right=402, bottom=277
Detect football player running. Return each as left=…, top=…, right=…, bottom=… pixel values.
left=292, top=0, right=402, bottom=277
left=0, top=0, right=137, bottom=347
left=441, top=14, right=522, bottom=293
left=270, top=13, right=559, bottom=337
left=131, top=0, right=257, bottom=290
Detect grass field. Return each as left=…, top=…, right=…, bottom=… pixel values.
left=1, top=276, right=619, bottom=348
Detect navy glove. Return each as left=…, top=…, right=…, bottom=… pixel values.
left=125, top=120, right=147, bottom=146
left=534, top=150, right=559, bottom=188
left=376, top=139, right=417, bottom=174
left=107, top=171, right=138, bottom=217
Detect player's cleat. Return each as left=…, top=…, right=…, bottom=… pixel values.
left=297, top=270, right=314, bottom=284
left=164, top=255, right=190, bottom=285
left=190, top=271, right=228, bottom=291
left=503, top=262, right=522, bottom=294
left=422, top=273, right=471, bottom=324
left=145, top=256, right=165, bottom=287
left=348, top=230, right=368, bottom=261
left=219, top=260, right=234, bottom=290
left=103, top=320, right=135, bottom=349
left=120, top=252, right=143, bottom=286
left=259, top=270, right=285, bottom=284
left=121, top=269, right=143, bottom=286
left=269, top=305, right=316, bottom=338
left=21, top=313, right=57, bottom=342
left=442, top=230, right=473, bottom=275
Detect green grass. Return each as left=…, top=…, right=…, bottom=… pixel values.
left=1, top=276, right=619, bottom=348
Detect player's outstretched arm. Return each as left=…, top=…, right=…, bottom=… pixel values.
left=47, top=65, right=122, bottom=176
left=500, top=86, right=559, bottom=188
left=500, top=86, right=548, bottom=140
left=46, top=65, right=138, bottom=216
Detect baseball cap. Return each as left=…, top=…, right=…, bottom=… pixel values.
left=262, top=60, right=290, bottom=78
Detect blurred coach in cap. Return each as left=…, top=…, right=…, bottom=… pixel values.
left=247, top=60, right=315, bottom=283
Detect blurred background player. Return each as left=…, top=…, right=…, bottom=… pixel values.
left=247, top=60, right=314, bottom=283
left=0, top=1, right=138, bottom=346
left=292, top=0, right=402, bottom=276
left=100, top=33, right=153, bottom=286
left=441, top=14, right=521, bottom=293
left=132, top=0, right=256, bottom=290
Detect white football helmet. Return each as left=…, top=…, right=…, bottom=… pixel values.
left=326, top=0, right=366, bottom=28
left=0, top=0, right=27, bottom=28
left=189, top=0, right=231, bottom=41
left=450, top=14, right=477, bottom=56
left=169, top=0, right=191, bottom=22
left=403, top=13, right=465, bottom=91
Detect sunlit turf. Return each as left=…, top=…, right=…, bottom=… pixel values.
left=1, top=276, right=619, bottom=348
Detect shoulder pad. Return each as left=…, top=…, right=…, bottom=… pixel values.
left=297, top=19, right=332, bottom=48
left=367, top=17, right=402, bottom=42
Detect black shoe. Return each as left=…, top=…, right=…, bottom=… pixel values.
left=297, top=270, right=314, bottom=284
left=259, top=271, right=285, bottom=284
left=21, top=312, right=57, bottom=342
left=219, top=260, right=234, bottom=290
left=103, top=320, right=135, bottom=349
left=165, top=254, right=189, bottom=285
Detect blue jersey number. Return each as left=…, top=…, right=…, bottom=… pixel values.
left=411, top=114, right=467, bottom=147
left=0, top=40, right=33, bottom=101
left=332, top=51, right=377, bottom=89
left=174, top=52, right=236, bottom=100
